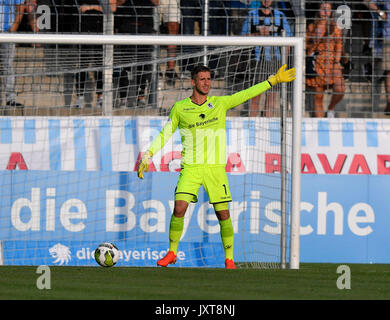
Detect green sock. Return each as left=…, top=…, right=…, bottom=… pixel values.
left=169, top=214, right=184, bottom=254
left=219, top=217, right=234, bottom=260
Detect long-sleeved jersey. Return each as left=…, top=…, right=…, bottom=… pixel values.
left=148, top=80, right=271, bottom=167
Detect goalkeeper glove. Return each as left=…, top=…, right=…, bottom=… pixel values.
left=267, top=64, right=296, bottom=86
left=137, top=150, right=153, bottom=179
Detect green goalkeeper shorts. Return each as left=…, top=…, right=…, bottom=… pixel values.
left=175, top=166, right=232, bottom=204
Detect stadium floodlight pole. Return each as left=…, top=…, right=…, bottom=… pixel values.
left=0, top=33, right=303, bottom=269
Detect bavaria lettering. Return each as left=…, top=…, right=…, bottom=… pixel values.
left=266, top=153, right=390, bottom=174
left=134, top=151, right=390, bottom=174
left=5, top=151, right=390, bottom=174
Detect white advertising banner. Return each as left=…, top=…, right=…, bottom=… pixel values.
left=0, top=117, right=389, bottom=174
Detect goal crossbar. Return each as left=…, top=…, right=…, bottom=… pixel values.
left=0, top=33, right=302, bottom=47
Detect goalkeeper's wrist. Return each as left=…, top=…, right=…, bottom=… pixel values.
left=145, top=150, right=153, bottom=157
left=267, top=74, right=279, bottom=86
left=142, top=150, right=153, bottom=160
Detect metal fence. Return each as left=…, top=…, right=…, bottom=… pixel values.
left=4, top=0, right=390, bottom=118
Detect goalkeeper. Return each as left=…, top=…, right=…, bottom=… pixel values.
left=138, top=64, right=295, bottom=269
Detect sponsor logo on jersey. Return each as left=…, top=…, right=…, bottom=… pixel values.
left=188, top=117, right=219, bottom=128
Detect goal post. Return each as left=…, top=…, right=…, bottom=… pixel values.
left=0, top=33, right=302, bottom=269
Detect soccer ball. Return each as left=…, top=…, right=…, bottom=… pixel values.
left=94, top=242, right=119, bottom=267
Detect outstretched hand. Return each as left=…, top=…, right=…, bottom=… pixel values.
left=137, top=150, right=153, bottom=179
left=268, top=64, right=296, bottom=86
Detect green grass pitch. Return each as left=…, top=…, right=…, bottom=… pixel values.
left=0, top=263, right=389, bottom=300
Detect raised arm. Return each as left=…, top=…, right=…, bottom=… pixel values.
left=225, top=64, right=296, bottom=110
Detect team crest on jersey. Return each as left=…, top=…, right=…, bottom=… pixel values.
left=207, top=103, right=214, bottom=109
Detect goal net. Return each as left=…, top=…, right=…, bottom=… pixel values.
left=0, top=34, right=302, bottom=269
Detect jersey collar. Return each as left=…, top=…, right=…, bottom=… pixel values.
left=189, top=96, right=208, bottom=106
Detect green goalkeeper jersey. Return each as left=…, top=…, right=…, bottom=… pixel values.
left=148, top=80, right=271, bottom=167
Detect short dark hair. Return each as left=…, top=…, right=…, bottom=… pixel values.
left=191, top=65, right=211, bottom=79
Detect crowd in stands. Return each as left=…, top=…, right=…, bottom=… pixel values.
left=3, top=0, right=390, bottom=117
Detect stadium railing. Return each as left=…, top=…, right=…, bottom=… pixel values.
left=2, top=0, right=390, bottom=118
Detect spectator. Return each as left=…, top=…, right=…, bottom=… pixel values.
left=180, top=2, right=228, bottom=67
left=209, top=1, right=230, bottom=35
left=1, top=0, right=26, bottom=108
left=208, top=1, right=230, bottom=75
left=225, top=1, right=250, bottom=94
left=241, top=0, right=292, bottom=117
left=180, top=0, right=201, bottom=73
left=230, top=1, right=250, bottom=36
left=368, top=0, right=390, bottom=115
left=74, top=0, right=117, bottom=109
left=365, top=0, right=385, bottom=61
left=25, top=0, right=38, bottom=33
left=345, top=0, right=376, bottom=83
left=114, top=0, right=156, bottom=107
left=52, top=0, right=80, bottom=108
left=305, top=2, right=345, bottom=118
left=157, top=0, right=180, bottom=86
left=30, top=0, right=80, bottom=107
left=181, top=1, right=231, bottom=36
left=180, top=1, right=231, bottom=77
left=181, top=0, right=201, bottom=36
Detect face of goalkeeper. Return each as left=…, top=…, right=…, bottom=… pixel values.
left=191, top=71, right=211, bottom=96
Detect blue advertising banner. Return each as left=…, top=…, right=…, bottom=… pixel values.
left=2, top=240, right=225, bottom=268
left=0, top=171, right=388, bottom=266
left=300, top=175, right=389, bottom=264
left=0, top=170, right=283, bottom=267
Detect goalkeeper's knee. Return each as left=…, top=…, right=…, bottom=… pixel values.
left=213, top=201, right=229, bottom=212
